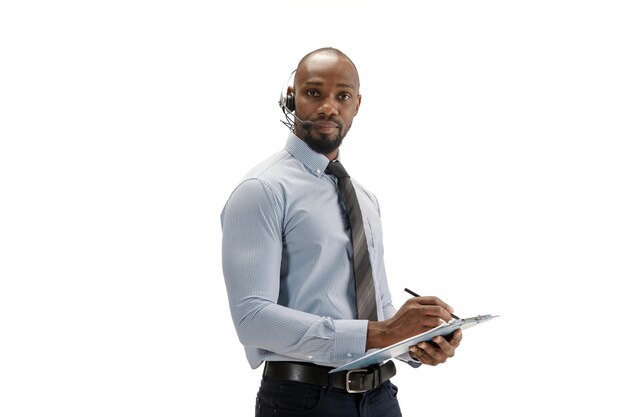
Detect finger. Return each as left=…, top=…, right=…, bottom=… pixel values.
left=408, top=346, right=421, bottom=362
left=416, top=315, right=444, bottom=329
left=431, top=336, right=456, bottom=357
left=417, top=341, right=448, bottom=365
left=413, top=296, right=455, bottom=315
left=416, top=304, right=455, bottom=322
left=446, top=329, right=463, bottom=348
left=410, top=345, right=437, bottom=366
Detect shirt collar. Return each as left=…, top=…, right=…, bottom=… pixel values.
left=284, top=133, right=334, bottom=177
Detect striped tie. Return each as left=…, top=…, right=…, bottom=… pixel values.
left=326, top=160, right=378, bottom=322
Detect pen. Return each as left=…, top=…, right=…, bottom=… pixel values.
left=404, top=288, right=460, bottom=320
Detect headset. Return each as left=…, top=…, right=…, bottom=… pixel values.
left=278, top=69, right=297, bottom=113
left=278, top=70, right=314, bottom=131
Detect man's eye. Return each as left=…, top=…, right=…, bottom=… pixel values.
left=338, top=93, right=351, bottom=100
left=306, top=90, right=320, bottom=97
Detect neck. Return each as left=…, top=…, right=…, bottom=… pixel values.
left=325, top=149, right=339, bottom=161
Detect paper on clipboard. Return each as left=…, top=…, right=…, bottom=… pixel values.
left=330, top=314, right=498, bottom=373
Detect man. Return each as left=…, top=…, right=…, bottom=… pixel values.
left=221, top=47, right=462, bottom=417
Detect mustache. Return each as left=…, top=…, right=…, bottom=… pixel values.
left=313, top=116, right=343, bottom=128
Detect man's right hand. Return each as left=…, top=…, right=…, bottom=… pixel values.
left=366, top=296, right=455, bottom=349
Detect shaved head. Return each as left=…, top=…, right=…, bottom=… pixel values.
left=295, top=47, right=360, bottom=91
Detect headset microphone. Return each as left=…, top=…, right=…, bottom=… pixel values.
left=300, top=120, right=315, bottom=132
left=284, top=106, right=315, bottom=132
left=278, top=99, right=315, bottom=132
left=300, top=119, right=315, bottom=131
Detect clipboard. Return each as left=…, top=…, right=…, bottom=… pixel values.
left=330, top=314, right=498, bottom=373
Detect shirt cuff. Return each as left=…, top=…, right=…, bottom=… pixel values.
left=396, top=352, right=422, bottom=368
left=334, top=319, right=368, bottom=361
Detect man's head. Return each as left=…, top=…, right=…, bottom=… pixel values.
left=289, top=47, right=361, bottom=159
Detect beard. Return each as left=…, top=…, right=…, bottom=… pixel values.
left=301, top=131, right=344, bottom=155
left=299, top=120, right=348, bottom=155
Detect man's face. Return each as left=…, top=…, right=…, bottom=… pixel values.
left=292, top=53, right=361, bottom=157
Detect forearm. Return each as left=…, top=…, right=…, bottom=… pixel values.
left=231, top=295, right=367, bottom=362
left=366, top=298, right=396, bottom=349
left=366, top=317, right=421, bottom=368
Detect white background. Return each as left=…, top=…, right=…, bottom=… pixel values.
left=1, top=1, right=625, bottom=416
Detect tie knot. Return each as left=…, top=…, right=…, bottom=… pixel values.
left=325, top=160, right=350, bottom=178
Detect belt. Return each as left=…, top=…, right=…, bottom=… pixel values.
left=263, top=360, right=396, bottom=394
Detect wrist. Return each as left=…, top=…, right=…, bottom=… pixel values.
left=366, top=321, right=388, bottom=349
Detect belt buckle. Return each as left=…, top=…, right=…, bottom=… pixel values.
left=345, top=368, right=370, bottom=393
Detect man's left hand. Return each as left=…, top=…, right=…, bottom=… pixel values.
left=408, top=329, right=462, bottom=366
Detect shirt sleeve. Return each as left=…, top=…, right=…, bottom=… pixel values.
left=221, top=178, right=367, bottom=365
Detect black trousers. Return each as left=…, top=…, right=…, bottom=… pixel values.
left=255, top=375, right=403, bottom=417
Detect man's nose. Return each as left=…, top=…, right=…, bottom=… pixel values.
left=317, top=97, right=339, bottom=116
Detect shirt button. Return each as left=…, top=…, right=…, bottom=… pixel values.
left=307, top=355, right=313, bottom=360
left=316, top=168, right=321, bottom=174
left=347, top=353, right=352, bottom=357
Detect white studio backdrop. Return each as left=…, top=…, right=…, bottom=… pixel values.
left=1, top=1, right=625, bottom=416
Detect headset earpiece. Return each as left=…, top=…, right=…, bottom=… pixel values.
left=285, top=92, right=295, bottom=112
left=279, top=70, right=297, bottom=112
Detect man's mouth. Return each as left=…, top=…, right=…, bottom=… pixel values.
left=314, top=121, right=339, bottom=134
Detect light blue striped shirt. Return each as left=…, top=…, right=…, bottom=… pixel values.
left=221, top=133, right=399, bottom=369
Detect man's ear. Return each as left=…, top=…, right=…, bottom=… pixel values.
left=354, top=94, right=362, bottom=116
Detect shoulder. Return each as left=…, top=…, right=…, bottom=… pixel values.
left=243, top=149, right=290, bottom=181
left=223, top=148, right=305, bottom=214
left=352, top=178, right=381, bottom=214
left=242, top=148, right=312, bottom=189
left=224, top=151, right=285, bottom=205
